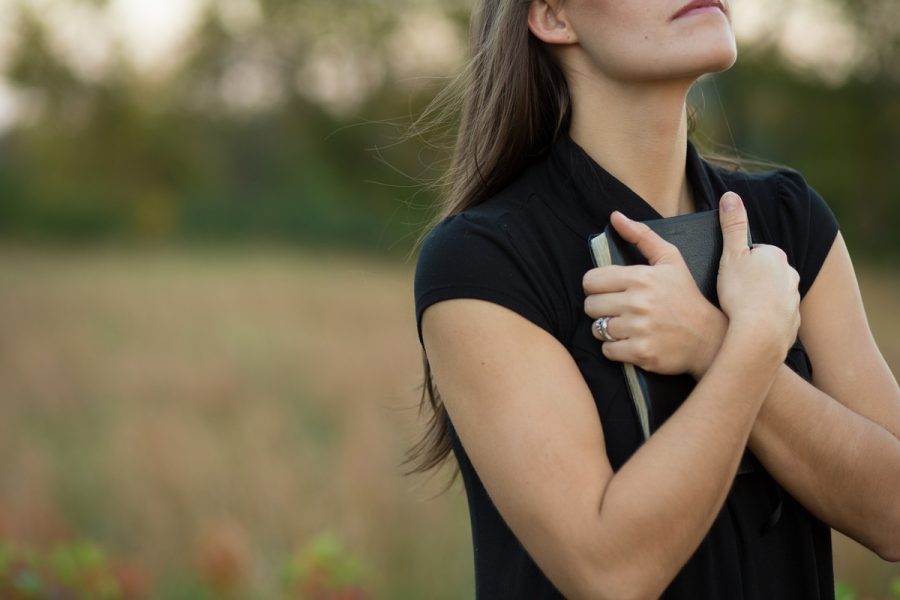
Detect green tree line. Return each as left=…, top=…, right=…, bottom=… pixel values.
left=0, top=0, right=896, bottom=263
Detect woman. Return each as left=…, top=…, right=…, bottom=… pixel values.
left=405, top=0, right=900, bottom=598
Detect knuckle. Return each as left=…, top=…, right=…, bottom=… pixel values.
left=633, top=227, right=656, bottom=249
left=633, top=299, right=652, bottom=318
left=634, top=229, right=651, bottom=245
left=633, top=265, right=653, bottom=287
left=584, top=296, right=598, bottom=316
left=634, top=340, right=651, bottom=362
left=764, top=247, right=784, bottom=265
left=633, top=222, right=651, bottom=238
left=722, top=219, right=748, bottom=235
left=628, top=315, right=651, bottom=336
left=632, top=317, right=648, bottom=335
left=762, top=244, right=787, bottom=261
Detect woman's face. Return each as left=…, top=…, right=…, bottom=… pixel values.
left=533, top=0, right=737, bottom=83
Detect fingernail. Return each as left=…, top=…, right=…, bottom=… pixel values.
left=722, top=193, right=739, bottom=212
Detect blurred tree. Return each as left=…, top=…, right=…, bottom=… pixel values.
left=0, top=0, right=896, bottom=262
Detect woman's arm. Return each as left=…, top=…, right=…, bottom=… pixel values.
left=421, top=193, right=801, bottom=599
left=694, top=232, right=900, bottom=561
left=581, top=189, right=900, bottom=560
left=422, top=299, right=783, bottom=600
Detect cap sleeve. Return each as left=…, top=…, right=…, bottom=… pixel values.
left=413, top=211, right=558, bottom=349
left=776, top=169, right=841, bottom=299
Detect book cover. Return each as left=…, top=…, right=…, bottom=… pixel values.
left=588, top=209, right=753, bottom=443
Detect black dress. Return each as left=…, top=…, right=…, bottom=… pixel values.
left=413, top=129, right=841, bottom=599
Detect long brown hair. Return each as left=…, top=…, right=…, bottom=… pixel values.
left=398, top=0, right=763, bottom=493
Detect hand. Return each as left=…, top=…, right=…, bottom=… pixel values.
left=716, top=191, right=801, bottom=360
left=582, top=210, right=729, bottom=379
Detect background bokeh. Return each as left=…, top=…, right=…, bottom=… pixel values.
left=0, top=0, right=897, bottom=598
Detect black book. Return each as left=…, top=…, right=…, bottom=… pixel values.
left=588, top=209, right=753, bottom=442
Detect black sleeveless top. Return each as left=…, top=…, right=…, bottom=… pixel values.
left=413, top=130, right=841, bottom=599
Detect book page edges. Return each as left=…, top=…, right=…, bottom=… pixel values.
left=589, top=232, right=652, bottom=442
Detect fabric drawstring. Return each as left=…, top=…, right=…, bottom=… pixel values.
left=759, top=478, right=784, bottom=535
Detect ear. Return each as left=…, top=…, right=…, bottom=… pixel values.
left=527, top=0, right=577, bottom=46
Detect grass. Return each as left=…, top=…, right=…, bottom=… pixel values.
left=0, top=240, right=897, bottom=598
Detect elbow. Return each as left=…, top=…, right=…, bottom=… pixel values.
left=578, top=556, right=666, bottom=600
left=570, top=518, right=671, bottom=599
left=874, top=541, right=900, bottom=564
left=870, top=507, right=900, bottom=563
left=563, top=498, right=671, bottom=599
left=873, top=532, right=900, bottom=563
left=584, top=572, right=663, bottom=600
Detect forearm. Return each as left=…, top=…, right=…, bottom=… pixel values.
left=591, top=325, right=784, bottom=599
left=692, top=306, right=900, bottom=561
left=747, top=364, right=900, bottom=561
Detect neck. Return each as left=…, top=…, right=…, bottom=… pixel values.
left=567, top=76, right=696, bottom=218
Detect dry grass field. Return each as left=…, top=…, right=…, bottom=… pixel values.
left=0, top=241, right=897, bottom=598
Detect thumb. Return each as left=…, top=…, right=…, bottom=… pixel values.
left=719, top=192, right=749, bottom=256
left=609, top=210, right=682, bottom=266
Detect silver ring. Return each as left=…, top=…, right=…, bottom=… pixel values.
left=593, top=316, right=618, bottom=342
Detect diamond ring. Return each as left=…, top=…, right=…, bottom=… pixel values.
left=593, top=316, right=617, bottom=342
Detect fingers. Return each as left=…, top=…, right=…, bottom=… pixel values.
left=598, top=336, right=645, bottom=364
left=609, top=210, right=683, bottom=267
left=582, top=264, right=651, bottom=294
left=718, top=192, right=750, bottom=257
left=584, top=291, right=629, bottom=320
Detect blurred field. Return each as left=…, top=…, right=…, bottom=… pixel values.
left=0, top=241, right=897, bottom=598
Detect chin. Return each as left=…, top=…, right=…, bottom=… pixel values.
left=660, top=27, right=738, bottom=79
left=658, top=41, right=737, bottom=81
left=706, top=37, right=738, bottom=69
left=694, top=45, right=738, bottom=74
left=686, top=29, right=738, bottom=71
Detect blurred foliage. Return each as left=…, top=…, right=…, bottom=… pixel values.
left=282, top=531, right=373, bottom=600
left=0, top=0, right=896, bottom=263
left=0, top=536, right=895, bottom=600
left=835, top=581, right=857, bottom=600
left=0, top=531, right=377, bottom=600
left=835, top=577, right=900, bottom=600
left=0, top=539, right=128, bottom=600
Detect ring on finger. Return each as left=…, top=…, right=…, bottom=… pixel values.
left=593, top=316, right=618, bottom=342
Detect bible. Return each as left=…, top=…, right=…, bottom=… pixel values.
left=588, top=208, right=753, bottom=443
